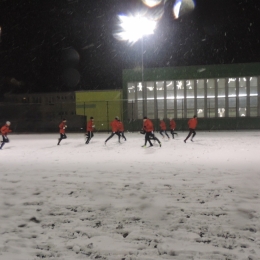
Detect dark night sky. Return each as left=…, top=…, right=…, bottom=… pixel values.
left=0, top=0, right=260, bottom=96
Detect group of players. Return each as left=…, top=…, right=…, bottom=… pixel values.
left=0, top=115, right=198, bottom=149
left=56, top=115, right=198, bottom=147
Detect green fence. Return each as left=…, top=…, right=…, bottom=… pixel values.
left=1, top=101, right=260, bottom=133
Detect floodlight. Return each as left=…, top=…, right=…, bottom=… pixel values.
left=114, top=14, right=157, bottom=44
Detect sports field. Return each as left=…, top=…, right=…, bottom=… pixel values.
left=1, top=131, right=260, bottom=260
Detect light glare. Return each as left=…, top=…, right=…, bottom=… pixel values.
left=173, top=0, right=195, bottom=19
left=114, top=14, right=157, bottom=44
left=142, top=0, right=163, bottom=8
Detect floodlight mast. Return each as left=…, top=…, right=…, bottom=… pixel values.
left=116, top=14, right=157, bottom=117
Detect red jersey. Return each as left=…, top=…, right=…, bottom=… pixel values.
left=59, top=122, right=67, bottom=134
left=143, top=119, right=154, bottom=132
left=86, top=120, right=94, bottom=132
left=1, top=124, right=12, bottom=135
left=159, top=120, right=166, bottom=131
left=170, top=120, right=176, bottom=129
left=188, top=118, right=197, bottom=129
left=118, top=121, right=124, bottom=132
left=110, top=119, right=119, bottom=132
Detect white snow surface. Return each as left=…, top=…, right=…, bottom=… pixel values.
left=0, top=131, right=260, bottom=260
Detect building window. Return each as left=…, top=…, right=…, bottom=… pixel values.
left=250, top=96, right=257, bottom=116
left=147, top=82, right=154, bottom=100
left=157, top=100, right=164, bottom=119
left=167, top=99, right=174, bottom=119
left=137, top=82, right=143, bottom=100
left=186, top=80, right=194, bottom=98
left=187, top=98, right=194, bottom=118
left=239, top=77, right=247, bottom=97
left=177, top=99, right=184, bottom=118
left=239, top=97, right=246, bottom=117
left=207, top=79, right=215, bottom=98
left=166, top=81, right=174, bottom=99
left=128, top=83, right=135, bottom=101
left=156, top=81, right=164, bottom=100
left=176, top=80, right=184, bottom=98
left=250, top=77, right=257, bottom=96
left=137, top=100, right=143, bottom=119
left=228, top=78, right=236, bottom=97
left=218, top=98, right=226, bottom=117
left=218, top=78, right=226, bottom=97
left=228, top=97, right=236, bottom=117
left=207, top=98, right=215, bottom=118
left=197, top=98, right=204, bottom=118
left=197, top=79, right=204, bottom=98
left=146, top=82, right=154, bottom=119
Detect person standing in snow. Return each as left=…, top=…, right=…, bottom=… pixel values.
left=184, top=115, right=198, bottom=143
left=142, top=117, right=161, bottom=147
left=118, top=119, right=126, bottom=141
left=159, top=119, right=170, bottom=139
left=169, top=118, right=178, bottom=139
left=105, top=116, right=121, bottom=144
left=85, top=116, right=95, bottom=144
left=57, top=119, right=67, bottom=145
left=0, top=121, right=12, bottom=150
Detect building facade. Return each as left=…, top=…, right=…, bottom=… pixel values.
left=122, top=63, right=260, bottom=130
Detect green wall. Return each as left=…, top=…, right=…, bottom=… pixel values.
left=75, top=90, right=122, bottom=131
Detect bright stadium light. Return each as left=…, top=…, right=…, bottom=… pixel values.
left=114, top=13, right=157, bottom=117
left=114, top=14, right=157, bottom=44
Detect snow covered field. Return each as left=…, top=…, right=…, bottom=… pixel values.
left=0, top=131, right=260, bottom=260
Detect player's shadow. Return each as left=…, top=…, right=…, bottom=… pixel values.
left=1, top=146, right=13, bottom=150
left=144, top=148, right=156, bottom=154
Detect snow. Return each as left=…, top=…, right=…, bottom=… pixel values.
left=0, top=131, right=260, bottom=260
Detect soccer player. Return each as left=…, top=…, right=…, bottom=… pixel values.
left=57, top=119, right=67, bottom=145
left=0, top=121, right=12, bottom=150
left=159, top=119, right=170, bottom=139
left=85, top=116, right=95, bottom=144
left=169, top=118, right=178, bottom=139
left=142, top=117, right=161, bottom=147
left=184, top=115, right=198, bottom=143
left=118, top=119, right=126, bottom=141
left=105, top=116, right=121, bottom=144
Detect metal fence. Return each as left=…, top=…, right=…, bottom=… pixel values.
left=0, top=101, right=124, bottom=133
left=1, top=101, right=260, bottom=133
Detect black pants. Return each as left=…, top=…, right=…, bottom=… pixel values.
left=159, top=130, right=169, bottom=138
left=119, top=131, right=126, bottom=141
left=170, top=129, right=177, bottom=138
left=0, top=135, right=9, bottom=149
left=144, top=132, right=160, bottom=146
left=58, top=133, right=67, bottom=145
left=85, top=131, right=94, bottom=144
left=105, top=131, right=121, bottom=143
left=185, top=128, right=196, bottom=141
left=2, top=135, right=9, bottom=143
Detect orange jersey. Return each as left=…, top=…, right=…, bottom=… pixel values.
left=143, top=119, right=154, bottom=132
left=110, top=119, right=119, bottom=132
left=86, top=120, right=94, bottom=131
left=159, top=120, right=166, bottom=130
left=59, top=122, right=66, bottom=134
left=1, top=125, right=12, bottom=135
left=118, top=121, right=124, bottom=132
left=170, top=120, right=176, bottom=129
left=188, top=118, right=197, bottom=129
